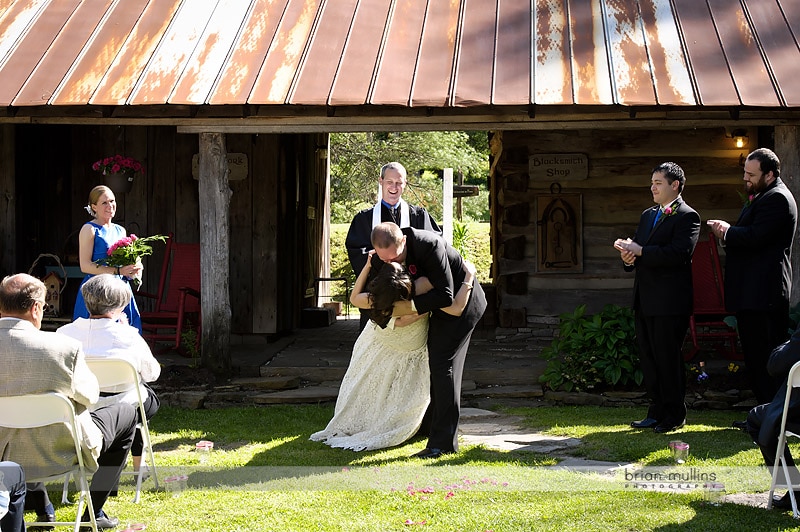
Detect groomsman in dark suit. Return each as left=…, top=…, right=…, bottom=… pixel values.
left=708, top=148, right=798, bottom=410
left=615, top=162, right=700, bottom=433
left=345, top=162, right=440, bottom=329
left=371, top=222, right=487, bottom=458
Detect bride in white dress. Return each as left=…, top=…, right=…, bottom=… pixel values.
left=310, top=252, right=476, bottom=451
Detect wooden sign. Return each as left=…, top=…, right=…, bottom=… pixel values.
left=453, top=185, right=479, bottom=198
left=192, top=153, right=248, bottom=181
left=529, top=153, right=588, bottom=181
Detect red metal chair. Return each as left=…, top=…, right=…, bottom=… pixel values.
left=684, top=233, right=741, bottom=361
left=137, top=234, right=201, bottom=354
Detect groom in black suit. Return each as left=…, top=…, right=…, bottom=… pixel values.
left=371, top=222, right=487, bottom=458
left=615, top=162, right=700, bottom=433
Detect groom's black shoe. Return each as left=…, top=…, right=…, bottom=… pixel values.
left=630, top=418, right=659, bottom=429
left=412, top=448, right=453, bottom=459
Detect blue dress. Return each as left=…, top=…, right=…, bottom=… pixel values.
left=73, top=222, right=142, bottom=333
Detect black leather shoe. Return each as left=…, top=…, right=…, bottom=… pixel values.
left=412, top=447, right=454, bottom=459
left=772, top=491, right=800, bottom=510
left=731, top=420, right=748, bottom=431
left=654, top=420, right=686, bottom=433
left=81, top=512, right=120, bottom=530
left=630, top=418, right=659, bottom=429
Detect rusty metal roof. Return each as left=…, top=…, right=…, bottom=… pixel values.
left=1, top=0, right=798, bottom=114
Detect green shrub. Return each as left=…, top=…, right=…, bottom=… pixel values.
left=539, top=304, right=642, bottom=392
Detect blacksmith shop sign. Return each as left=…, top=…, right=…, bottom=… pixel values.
left=529, top=153, right=588, bottom=181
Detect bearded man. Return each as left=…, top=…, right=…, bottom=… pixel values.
left=708, top=148, right=798, bottom=414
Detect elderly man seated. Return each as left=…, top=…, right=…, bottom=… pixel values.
left=0, top=274, right=137, bottom=530
left=746, top=324, right=800, bottom=510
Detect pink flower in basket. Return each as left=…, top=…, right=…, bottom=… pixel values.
left=92, top=154, right=145, bottom=176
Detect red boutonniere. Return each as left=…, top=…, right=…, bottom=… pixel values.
left=663, top=200, right=680, bottom=217
left=408, top=264, right=417, bottom=275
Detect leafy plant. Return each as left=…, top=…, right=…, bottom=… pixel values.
left=180, top=322, right=200, bottom=366
left=452, top=220, right=469, bottom=260
left=539, top=304, right=642, bottom=392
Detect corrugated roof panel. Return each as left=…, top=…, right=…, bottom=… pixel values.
left=534, top=0, right=573, bottom=105
left=170, top=0, right=253, bottom=104
left=0, top=0, right=45, bottom=72
left=671, top=0, right=739, bottom=105
left=328, top=0, right=392, bottom=106
left=249, top=0, right=321, bottom=105
left=209, top=0, right=289, bottom=105
left=569, top=0, right=613, bottom=104
left=90, top=0, right=182, bottom=105
left=604, top=0, right=657, bottom=105
left=637, top=0, right=694, bottom=105
left=0, top=0, right=78, bottom=106
left=370, top=0, right=426, bottom=105
left=746, top=0, right=800, bottom=106
left=451, top=0, right=496, bottom=107
left=707, top=0, right=779, bottom=106
left=493, top=0, right=531, bottom=105
left=47, top=0, right=148, bottom=105
left=290, top=0, right=359, bottom=106
left=410, top=0, right=459, bottom=107
left=128, top=0, right=219, bottom=104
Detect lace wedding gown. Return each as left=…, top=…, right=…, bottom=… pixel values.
left=309, top=315, right=430, bottom=451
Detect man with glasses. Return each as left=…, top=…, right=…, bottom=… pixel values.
left=346, top=162, right=441, bottom=329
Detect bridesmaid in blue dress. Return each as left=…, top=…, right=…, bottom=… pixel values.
left=73, top=185, right=143, bottom=332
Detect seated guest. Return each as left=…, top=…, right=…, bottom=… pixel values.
left=0, top=461, right=26, bottom=532
left=747, top=324, right=800, bottom=510
left=57, top=274, right=161, bottom=474
left=0, top=274, right=137, bottom=530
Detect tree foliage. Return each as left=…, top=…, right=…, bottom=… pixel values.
left=330, top=131, right=490, bottom=223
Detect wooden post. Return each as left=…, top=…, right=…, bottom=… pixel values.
left=0, top=125, right=14, bottom=277
left=198, top=132, right=232, bottom=374
left=442, top=168, right=453, bottom=245
left=776, top=126, right=800, bottom=307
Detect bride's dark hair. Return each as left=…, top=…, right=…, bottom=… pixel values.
left=367, top=262, right=414, bottom=328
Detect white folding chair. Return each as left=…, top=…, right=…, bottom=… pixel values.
left=85, top=358, right=159, bottom=503
left=0, top=393, right=97, bottom=532
left=768, top=360, right=800, bottom=518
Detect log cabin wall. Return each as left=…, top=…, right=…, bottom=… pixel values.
left=9, top=124, right=324, bottom=337
left=491, top=126, right=763, bottom=345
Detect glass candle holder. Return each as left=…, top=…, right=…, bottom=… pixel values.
left=668, top=441, right=689, bottom=464
left=195, top=440, right=214, bottom=463
left=163, top=474, right=188, bottom=496
left=704, top=482, right=725, bottom=505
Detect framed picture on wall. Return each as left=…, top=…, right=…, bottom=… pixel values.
left=535, top=192, right=583, bottom=273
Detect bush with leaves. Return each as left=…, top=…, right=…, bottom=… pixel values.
left=539, top=304, right=642, bottom=392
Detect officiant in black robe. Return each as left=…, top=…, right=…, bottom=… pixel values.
left=345, top=162, right=440, bottom=329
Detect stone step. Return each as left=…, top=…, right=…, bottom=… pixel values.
left=229, top=375, right=302, bottom=390
left=462, top=384, right=544, bottom=399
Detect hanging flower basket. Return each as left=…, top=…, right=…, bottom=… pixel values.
left=92, top=154, right=145, bottom=194
left=103, top=169, right=135, bottom=193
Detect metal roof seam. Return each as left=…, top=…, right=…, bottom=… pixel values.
left=0, top=0, right=49, bottom=76
left=598, top=0, right=618, bottom=106
left=286, top=0, right=329, bottom=105
left=367, top=0, right=397, bottom=105
left=327, top=0, right=362, bottom=106
left=703, top=0, right=742, bottom=106
left=406, top=0, right=430, bottom=108
left=738, top=0, right=784, bottom=107
left=490, top=0, right=500, bottom=106
left=446, top=0, right=467, bottom=108
left=207, top=0, right=259, bottom=105
left=666, top=0, right=700, bottom=105
left=635, top=0, right=659, bottom=105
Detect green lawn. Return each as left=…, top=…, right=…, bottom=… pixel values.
left=38, top=404, right=800, bottom=531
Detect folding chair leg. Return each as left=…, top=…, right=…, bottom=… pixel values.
left=62, top=471, right=72, bottom=504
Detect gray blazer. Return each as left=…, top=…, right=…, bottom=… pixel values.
left=0, top=318, right=102, bottom=478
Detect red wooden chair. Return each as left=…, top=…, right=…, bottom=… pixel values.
left=684, top=233, right=741, bottom=361
left=137, top=235, right=201, bottom=354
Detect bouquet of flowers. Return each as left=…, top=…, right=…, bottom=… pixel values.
left=92, top=154, right=145, bottom=176
left=95, top=234, right=168, bottom=289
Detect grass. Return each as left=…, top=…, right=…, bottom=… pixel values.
left=33, top=404, right=800, bottom=531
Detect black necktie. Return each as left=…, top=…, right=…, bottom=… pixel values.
left=389, top=206, right=398, bottom=223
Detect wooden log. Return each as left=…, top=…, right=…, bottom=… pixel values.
left=0, top=125, right=14, bottom=277
left=198, top=132, right=232, bottom=374
left=776, top=126, right=800, bottom=306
